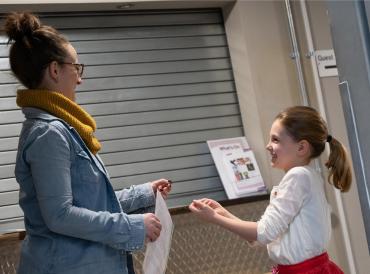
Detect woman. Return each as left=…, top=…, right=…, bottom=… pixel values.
left=4, top=12, right=171, bottom=274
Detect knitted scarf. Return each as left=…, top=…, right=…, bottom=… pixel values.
left=16, top=89, right=101, bottom=155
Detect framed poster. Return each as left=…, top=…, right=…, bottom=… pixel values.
left=207, top=137, right=267, bottom=199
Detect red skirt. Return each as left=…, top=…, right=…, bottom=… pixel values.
left=272, top=252, right=344, bottom=274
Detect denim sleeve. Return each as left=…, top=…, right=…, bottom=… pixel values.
left=25, top=124, right=145, bottom=251
left=115, top=183, right=156, bottom=214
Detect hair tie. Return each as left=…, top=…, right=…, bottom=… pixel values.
left=326, top=135, right=332, bottom=143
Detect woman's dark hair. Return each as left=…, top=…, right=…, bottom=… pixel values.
left=3, top=12, right=69, bottom=88
left=276, top=106, right=352, bottom=192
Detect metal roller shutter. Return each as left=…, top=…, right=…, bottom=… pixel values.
left=0, top=9, right=244, bottom=231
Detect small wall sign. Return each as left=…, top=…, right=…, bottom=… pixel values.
left=315, top=49, right=338, bottom=77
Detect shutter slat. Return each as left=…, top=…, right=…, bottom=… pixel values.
left=62, top=24, right=225, bottom=41
left=96, top=116, right=241, bottom=141
left=77, top=70, right=233, bottom=92
left=0, top=204, right=23, bottom=220
left=94, top=104, right=240, bottom=128
left=0, top=71, right=16, bottom=83
left=0, top=218, right=24, bottom=233
left=0, top=137, right=18, bottom=152
left=0, top=151, right=16, bottom=165
left=0, top=123, right=21, bottom=138
left=0, top=83, right=20, bottom=98
left=107, top=154, right=214, bottom=178
left=83, top=93, right=237, bottom=116
left=40, top=12, right=222, bottom=29
left=0, top=191, right=18, bottom=207
left=101, top=143, right=209, bottom=166
left=110, top=165, right=219, bottom=189
left=101, top=127, right=243, bottom=154
left=0, top=178, right=18, bottom=192
left=78, top=80, right=235, bottom=104
left=0, top=109, right=23, bottom=124
left=0, top=164, right=14, bottom=179
left=83, top=58, right=231, bottom=79
left=72, top=35, right=227, bottom=54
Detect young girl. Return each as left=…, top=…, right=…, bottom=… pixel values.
left=189, top=106, right=352, bottom=274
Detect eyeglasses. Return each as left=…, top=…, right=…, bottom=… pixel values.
left=59, top=62, right=84, bottom=77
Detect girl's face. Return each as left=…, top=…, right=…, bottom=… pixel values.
left=57, top=43, right=82, bottom=101
left=266, top=119, right=302, bottom=172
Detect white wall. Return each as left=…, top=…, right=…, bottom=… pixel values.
left=222, top=1, right=301, bottom=188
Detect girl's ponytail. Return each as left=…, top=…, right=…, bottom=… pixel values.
left=325, top=136, right=352, bottom=192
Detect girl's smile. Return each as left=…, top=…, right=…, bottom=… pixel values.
left=270, top=151, right=277, bottom=163
left=266, top=119, right=306, bottom=172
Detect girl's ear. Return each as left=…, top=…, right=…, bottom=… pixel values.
left=46, top=61, right=60, bottom=82
left=297, top=140, right=310, bottom=156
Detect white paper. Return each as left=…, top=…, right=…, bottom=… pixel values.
left=207, top=137, right=267, bottom=199
left=143, top=190, right=173, bottom=274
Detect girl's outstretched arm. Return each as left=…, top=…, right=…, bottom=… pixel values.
left=189, top=199, right=257, bottom=242
left=197, top=198, right=239, bottom=220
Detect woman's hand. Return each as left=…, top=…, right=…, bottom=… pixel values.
left=151, top=178, right=172, bottom=199
left=143, top=213, right=162, bottom=242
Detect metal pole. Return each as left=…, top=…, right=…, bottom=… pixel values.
left=284, top=0, right=309, bottom=106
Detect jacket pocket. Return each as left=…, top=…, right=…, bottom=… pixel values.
left=71, top=149, right=105, bottom=209
left=75, top=149, right=100, bottom=184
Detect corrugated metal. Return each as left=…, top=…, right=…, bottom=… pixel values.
left=0, top=9, right=243, bottom=229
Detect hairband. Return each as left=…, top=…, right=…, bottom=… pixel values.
left=326, top=135, right=332, bottom=143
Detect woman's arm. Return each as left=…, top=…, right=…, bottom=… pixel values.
left=26, top=123, right=150, bottom=251
left=115, top=179, right=171, bottom=213
left=115, top=183, right=155, bottom=213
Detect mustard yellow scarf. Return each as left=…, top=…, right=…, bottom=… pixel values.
left=16, top=89, right=101, bottom=155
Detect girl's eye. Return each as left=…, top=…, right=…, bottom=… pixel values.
left=272, top=137, right=279, bottom=143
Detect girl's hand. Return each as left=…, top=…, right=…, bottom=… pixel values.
left=198, top=198, right=231, bottom=218
left=190, top=198, right=237, bottom=220
left=151, top=178, right=172, bottom=199
left=189, top=199, right=219, bottom=223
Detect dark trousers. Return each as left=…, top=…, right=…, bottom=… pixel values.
left=127, top=252, right=135, bottom=274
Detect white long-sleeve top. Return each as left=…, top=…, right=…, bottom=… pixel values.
left=257, top=165, right=331, bottom=265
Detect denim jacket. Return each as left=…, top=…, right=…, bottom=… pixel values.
left=15, top=107, right=155, bottom=274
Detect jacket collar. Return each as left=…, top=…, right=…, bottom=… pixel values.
left=22, top=107, right=73, bottom=129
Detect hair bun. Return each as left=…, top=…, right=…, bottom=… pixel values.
left=4, top=12, right=41, bottom=42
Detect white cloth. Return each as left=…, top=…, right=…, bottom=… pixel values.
left=257, top=166, right=331, bottom=265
